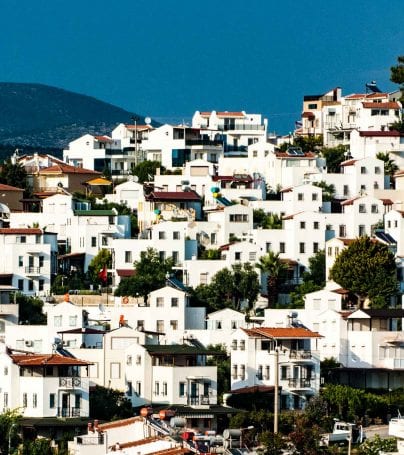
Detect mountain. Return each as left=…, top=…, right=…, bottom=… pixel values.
left=0, top=82, right=144, bottom=148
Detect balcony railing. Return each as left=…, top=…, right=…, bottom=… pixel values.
left=188, top=394, right=211, bottom=406
left=59, top=377, right=82, bottom=388
left=218, top=124, right=265, bottom=131
left=57, top=406, right=81, bottom=417
left=289, top=350, right=312, bottom=360
left=185, top=139, right=223, bottom=146
left=287, top=378, right=313, bottom=388
left=76, top=434, right=104, bottom=445
left=25, top=266, right=41, bottom=274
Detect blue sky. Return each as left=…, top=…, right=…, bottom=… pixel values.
left=1, top=0, right=403, bottom=134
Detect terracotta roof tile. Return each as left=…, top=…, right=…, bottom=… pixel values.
left=359, top=131, right=401, bottom=137
left=340, top=159, right=357, bottom=166
left=362, top=102, right=400, bottom=109
left=216, top=111, right=245, bottom=118
left=39, top=163, right=101, bottom=175
left=0, top=183, right=24, bottom=191
left=242, top=327, right=322, bottom=339
left=98, top=416, right=143, bottom=431
left=146, top=191, right=201, bottom=202
left=10, top=353, right=91, bottom=366
left=302, top=111, right=315, bottom=118
left=0, top=228, right=42, bottom=235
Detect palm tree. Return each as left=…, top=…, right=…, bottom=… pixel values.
left=256, top=251, right=288, bottom=307
left=376, top=152, right=399, bottom=180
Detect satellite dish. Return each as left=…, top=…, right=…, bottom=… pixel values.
left=57, top=182, right=64, bottom=188
left=133, top=176, right=139, bottom=183
left=145, top=116, right=151, bottom=125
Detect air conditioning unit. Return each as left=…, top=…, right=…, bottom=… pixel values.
left=25, top=341, right=33, bottom=347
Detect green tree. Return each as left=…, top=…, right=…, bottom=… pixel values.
left=131, top=160, right=166, bottom=183
left=0, top=409, right=21, bottom=455
left=288, top=414, right=326, bottom=455
left=358, top=434, right=397, bottom=455
left=256, top=252, right=288, bottom=307
left=90, top=385, right=133, bottom=421
left=200, top=248, right=221, bottom=260
left=258, top=431, right=287, bottom=454
left=253, top=210, right=283, bottom=229
left=114, top=247, right=174, bottom=301
left=376, top=151, right=399, bottom=178
left=303, top=249, right=326, bottom=286
left=0, top=158, right=30, bottom=194
left=17, top=293, right=46, bottom=324
left=289, top=280, right=322, bottom=308
left=390, top=56, right=404, bottom=131
left=329, top=236, right=398, bottom=308
left=321, top=145, right=348, bottom=173
left=312, top=181, right=336, bottom=202
left=206, top=344, right=230, bottom=403
left=190, top=263, right=260, bottom=313
left=21, top=438, right=55, bottom=455
left=87, top=249, right=112, bottom=285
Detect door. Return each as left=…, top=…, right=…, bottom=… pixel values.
left=61, top=393, right=70, bottom=417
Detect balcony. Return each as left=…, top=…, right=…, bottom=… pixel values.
left=185, top=139, right=223, bottom=147
left=188, top=394, right=212, bottom=406
left=218, top=124, right=265, bottom=131
left=76, top=434, right=104, bottom=445
left=289, top=350, right=312, bottom=360
left=59, top=377, right=82, bottom=388
left=287, top=378, right=314, bottom=389
left=57, top=406, right=81, bottom=417
left=25, top=266, right=41, bottom=276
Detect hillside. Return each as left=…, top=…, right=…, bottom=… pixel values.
left=0, top=83, right=144, bottom=148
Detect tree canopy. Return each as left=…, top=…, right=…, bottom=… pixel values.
left=0, top=158, right=30, bottom=194
left=114, top=247, right=174, bottom=301
left=131, top=160, right=166, bottom=183
left=87, top=248, right=113, bottom=285
left=256, top=251, right=288, bottom=307
left=312, top=181, right=336, bottom=202
left=390, top=55, right=404, bottom=132
left=90, top=385, right=133, bottom=421
left=17, top=293, right=47, bottom=324
left=321, top=145, right=348, bottom=173
left=191, top=263, right=260, bottom=313
left=329, top=236, right=398, bottom=308
left=253, top=209, right=283, bottom=229
left=376, top=152, right=399, bottom=178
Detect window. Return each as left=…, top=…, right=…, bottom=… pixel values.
left=210, top=233, right=217, bottom=244
left=137, top=320, right=144, bottom=330
left=154, top=381, right=160, bottom=395
left=343, top=185, right=349, bottom=196
left=257, top=365, right=263, bottom=380
left=23, top=393, right=27, bottom=407
left=159, top=231, right=166, bottom=240
left=136, top=381, right=141, bottom=396
left=68, top=315, right=77, bottom=327
left=231, top=340, right=237, bottom=350
left=173, top=231, right=180, bottom=240
left=179, top=382, right=185, bottom=397
left=313, top=242, right=319, bottom=253
left=249, top=252, right=256, bottom=261
left=172, top=251, right=179, bottom=264
left=156, top=297, right=164, bottom=307
left=239, top=364, right=245, bottom=380
left=266, top=242, right=272, bottom=252
left=39, top=279, right=44, bottom=292
left=327, top=247, right=332, bottom=256
left=127, top=381, right=132, bottom=396
left=371, top=204, right=378, bottom=214
left=279, top=242, right=285, bottom=253
left=170, top=320, right=178, bottom=330
left=136, top=355, right=141, bottom=365
left=360, top=166, right=366, bottom=174
left=235, top=252, right=241, bottom=261
left=28, top=280, right=34, bottom=291
left=297, top=193, right=304, bottom=201
left=232, top=365, right=238, bottom=379
left=308, top=103, right=317, bottom=109
left=299, top=243, right=305, bottom=254
left=300, top=221, right=306, bottom=229
left=360, top=184, right=366, bottom=192
left=312, top=193, right=318, bottom=201
left=156, top=320, right=164, bottom=332
left=54, top=316, right=62, bottom=327
left=200, top=273, right=208, bottom=284
left=240, top=340, right=245, bottom=351
left=313, top=221, right=319, bottom=230
left=4, top=392, right=8, bottom=409
left=359, top=204, right=366, bottom=213
left=163, top=382, right=168, bottom=396
left=358, top=225, right=366, bottom=236
left=264, top=365, right=270, bottom=380
left=375, top=166, right=381, bottom=174
left=4, top=367, right=8, bottom=375
left=102, top=236, right=108, bottom=246
left=18, top=256, right=23, bottom=267
left=18, top=279, right=24, bottom=291
left=18, top=236, right=26, bottom=243
left=171, top=297, right=178, bottom=307
left=91, top=237, right=97, bottom=247
left=125, top=251, right=132, bottom=263
left=281, top=366, right=289, bottom=380
left=111, top=363, right=121, bottom=379
left=339, top=225, right=346, bottom=237
left=159, top=251, right=165, bottom=261
left=253, top=150, right=258, bottom=157
left=33, top=393, right=37, bottom=408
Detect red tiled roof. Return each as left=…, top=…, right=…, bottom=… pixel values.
left=380, top=198, right=394, bottom=205
left=0, top=183, right=23, bottom=192
left=146, top=191, right=201, bottom=202
left=242, top=327, right=322, bottom=339
left=94, top=135, right=112, bottom=142
left=302, top=111, right=315, bottom=118
left=345, top=94, right=366, bottom=99
left=359, top=130, right=401, bottom=137
left=116, top=269, right=136, bottom=277
left=282, top=211, right=303, bottom=220
left=212, top=175, right=252, bottom=182
left=362, top=102, right=400, bottom=109
left=340, top=159, right=357, bottom=166
left=275, top=151, right=316, bottom=159
left=109, top=437, right=161, bottom=451
left=0, top=228, right=42, bottom=235
left=10, top=353, right=91, bottom=366
left=98, top=416, right=143, bottom=430
left=216, top=111, right=245, bottom=118
left=125, top=124, right=153, bottom=131
left=39, top=163, right=101, bottom=175
left=366, top=93, right=388, bottom=98
left=341, top=197, right=360, bottom=206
